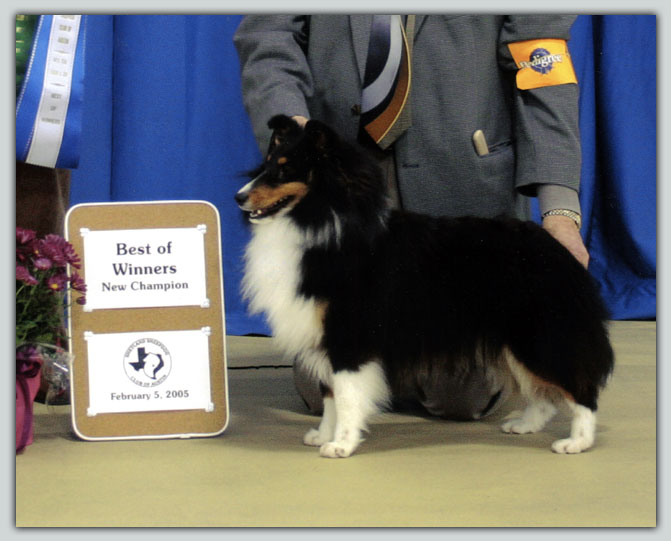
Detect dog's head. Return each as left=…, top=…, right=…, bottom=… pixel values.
left=235, top=115, right=387, bottom=226
left=235, top=115, right=324, bottom=223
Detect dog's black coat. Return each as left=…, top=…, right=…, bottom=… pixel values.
left=241, top=114, right=614, bottom=418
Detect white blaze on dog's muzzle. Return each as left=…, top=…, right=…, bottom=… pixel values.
left=235, top=173, right=264, bottom=211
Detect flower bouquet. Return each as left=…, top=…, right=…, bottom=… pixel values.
left=16, top=227, right=86, bottom=452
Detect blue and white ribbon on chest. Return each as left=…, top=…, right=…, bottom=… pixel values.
left=16, top=15, right=86, bottom=169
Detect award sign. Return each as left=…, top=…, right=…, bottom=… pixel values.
left=81, top=226, right=209, bottom=311
left=66, top=201, right=228, bottom=441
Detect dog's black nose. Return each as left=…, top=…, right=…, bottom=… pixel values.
left=235, top=191, right=248, bottom=206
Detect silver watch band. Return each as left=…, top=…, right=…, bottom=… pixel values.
left=542, top=208, right=582, bottom=230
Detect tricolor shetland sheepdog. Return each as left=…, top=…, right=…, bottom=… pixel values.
left=236, top=115, right=614, bottom=458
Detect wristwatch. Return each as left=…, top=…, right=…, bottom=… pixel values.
left=542, top=209, right=582, bottom=230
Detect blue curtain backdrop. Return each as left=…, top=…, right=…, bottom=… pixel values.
left=69, top=15, right=656, bottom=335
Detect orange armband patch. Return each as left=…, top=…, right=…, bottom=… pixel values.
left=507, top=39, right=577, bottom=90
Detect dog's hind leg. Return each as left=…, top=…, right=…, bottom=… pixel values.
left=319, top=361, right=390, bottom=458
left=501, top=400, right=557, bottom=435
left=502, top=351, right=597, bottom=453
left=501, top=353, right=558, bottom=435
left=551, top=401, right=596, bottom=454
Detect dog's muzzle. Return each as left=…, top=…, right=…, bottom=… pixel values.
left=234, top=190, right=249, bottom=208
left=235, top=179, right=255, bottom=211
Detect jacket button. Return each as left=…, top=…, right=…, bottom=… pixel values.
left=351, top=104, right=362, bottom=116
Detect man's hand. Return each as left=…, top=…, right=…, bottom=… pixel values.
left=292, top=115, right=309, bottom=127
left=542, top=215, right=589, bottom=268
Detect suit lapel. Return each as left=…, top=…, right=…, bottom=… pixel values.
left=349, top=15, right=372, bottom=84
left=413, top=15, right=427, bottom=38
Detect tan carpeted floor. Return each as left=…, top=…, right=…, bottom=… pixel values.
left=15, top=321, right=656, bottom=527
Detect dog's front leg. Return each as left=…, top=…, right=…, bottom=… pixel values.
left=319, top=361, right=390, bottom=458
left=303, top=386, right=336, bottom=447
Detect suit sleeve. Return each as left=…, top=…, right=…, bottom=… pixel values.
left=233, top=15, right=313, bottom=151
left=497, top=16, right=581, bottom=198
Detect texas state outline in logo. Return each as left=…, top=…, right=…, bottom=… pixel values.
left=123, top=338, right=172, bottom=387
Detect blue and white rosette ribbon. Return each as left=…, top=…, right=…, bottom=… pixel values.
left=16, top=15, right=86, bottom=169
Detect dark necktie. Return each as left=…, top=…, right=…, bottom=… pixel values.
left=360, top=15, right=415, bottom=149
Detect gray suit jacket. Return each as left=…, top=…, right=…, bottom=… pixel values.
left=234, top=15, right=581, bottom=218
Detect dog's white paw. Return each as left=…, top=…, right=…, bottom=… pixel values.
left=319, top=441, right=356, bottom=458
left=501, top=418, right=538, bottom=434
left=551, top=437, right=592, bottom=454
left=303, top=428, right=330, bottom=447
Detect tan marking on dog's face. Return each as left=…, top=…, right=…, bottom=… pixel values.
left=247, top=181, right=308, bottom=212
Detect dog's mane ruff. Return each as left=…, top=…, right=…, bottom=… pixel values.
left=241, top=216, right=328, bottom=357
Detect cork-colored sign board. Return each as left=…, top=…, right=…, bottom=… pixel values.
left=65, top=201, right=228, bottom=440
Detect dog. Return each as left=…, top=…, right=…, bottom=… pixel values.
left=235, top=115, right=614, bottom=458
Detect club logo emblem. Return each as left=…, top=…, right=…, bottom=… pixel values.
left=123, top=338, right=172, bottom=387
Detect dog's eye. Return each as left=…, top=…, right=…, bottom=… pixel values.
left=275, top=158, right=298, bottom=181
left=277, top=169, right=296, bottom=182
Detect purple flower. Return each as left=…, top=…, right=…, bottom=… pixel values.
left=16, top=265, right=38, bottom=286
left=47, top=273, right=68, bottom=292
left=69, top=271, right=87, bottom=294
left=16, top=235, right=37, bottom=263
left=34, top=257, right=53, bottom=271
left=33, top=240, right=57, bottom=266
left=16, top=227, right=87, bottom=346
left=40, top=234, right=81, bottom=268
left=16, top=227, right=36, bottom=245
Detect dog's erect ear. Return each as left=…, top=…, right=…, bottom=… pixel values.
left=303, top=120, right=337, bottom=154
left=266, top=115, right=302, bottom=155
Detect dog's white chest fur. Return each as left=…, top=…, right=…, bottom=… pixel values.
left=242, top=218, right=325, bottom=357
